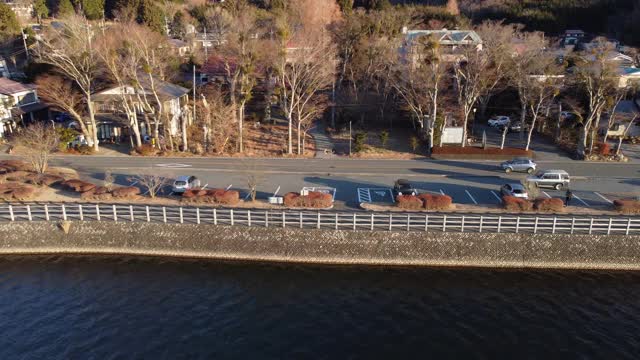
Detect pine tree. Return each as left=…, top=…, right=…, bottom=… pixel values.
left=0, top=3, right=20, bottom=42
left=170, top=10, right=185, bottom=39
left=57, top=0, right=75, bottom=17
left=139, top=0, right=165, bottom=34
left=80, top=0, right=105, bottom=20
left=33, top=0, right=50, bottom=23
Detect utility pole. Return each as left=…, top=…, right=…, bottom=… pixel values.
left=193, top=65, right=197, bottom=125
left=20, top=28, right=29, bottom=61
left=204, top=27, right=208, bottom=59
left=349, top=121, right=352, bottom=156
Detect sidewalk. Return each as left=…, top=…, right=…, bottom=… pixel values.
left=309, top=121, right=337, bottom=159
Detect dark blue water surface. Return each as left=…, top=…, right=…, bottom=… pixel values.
left=1, top=256, right=639, bottom=359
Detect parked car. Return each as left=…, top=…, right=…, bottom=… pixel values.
left=500, top=157, right=537, bottom=174
left=500, top=183, right=529, bottom=199
left=393, top=179, right=419, bottom=197
left=560, top=111, right=576, bottom=120
left=172, top=175, right=201, bottom=194
left=526, top=170, right=570, bottom=190
left=488, top=115, right=511, bottom=127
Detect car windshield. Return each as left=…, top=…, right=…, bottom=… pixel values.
left=513, top=189, right=525, bottom=194
left=174, top=181, right=187, bottom=186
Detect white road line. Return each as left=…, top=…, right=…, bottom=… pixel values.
left=595, top=192, right=613, bottom=204
left=465, top=190, right=478, bottom=205
left=440, top=189, right=445, bottom=195
left=202, top=183, right=208, bottom=190
left=129, top=181, right=138, bottom=187
left=572, top=194, right=589, bottom=207
left=542, top=191, right=551, bottom=198
left=273, top=186, right=281, bottom=196
left=491, top=191, right=502, bottom=202
left=226, top=184, right=233, bottom=190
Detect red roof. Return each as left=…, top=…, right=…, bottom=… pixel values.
left=0, top=78, right=35, bottom=95
left=201, top=55, right=238, bottom=76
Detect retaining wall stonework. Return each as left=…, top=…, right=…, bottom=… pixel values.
left=1, top=222, right=640, bottom=270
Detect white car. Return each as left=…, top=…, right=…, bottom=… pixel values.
left=172, top=175, right=201, bottom=194
left=488, top=116, right=511, bottom=127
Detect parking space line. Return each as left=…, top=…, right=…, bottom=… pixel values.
left=542, top=191, right=551, bottom=198
left=465, top=190, right=478, bottom=205
left=491, top=191, right=502, bottom=202
left=573, top=194, right=589, bottom=207
left=440, top=189, right=445, bottom=195
left=226, top=184, right=233, bottom=190
left=595, top=192, right=613, bottom=204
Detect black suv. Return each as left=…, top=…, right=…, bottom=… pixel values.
left=393, top=179, right=419, bottom=197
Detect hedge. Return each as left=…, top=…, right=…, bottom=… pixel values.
left=284, top=191, right=333, bottom=208
left=396, top=194, right=424, bottom=210
left=534, top=198, right=564, bottom=212
left=614, top=199, right=640, bottom=214
left=418, top=193, right=453, bottom=210
left=61, top=179, right=96, bottom=193
left=182, top=189, right=241, bottom=206
left=0, top=183, right=36, bottom=201
left=502, top=196, right=533, bottom=212
left=111, top=186, right=141, bottom=198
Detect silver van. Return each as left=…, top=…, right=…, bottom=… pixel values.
left=171, top=175, right=201, bottom=194
left=526, top=170, right=570, bottom=190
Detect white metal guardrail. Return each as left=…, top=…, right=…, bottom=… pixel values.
left=0, top=202, right=639, bottom=235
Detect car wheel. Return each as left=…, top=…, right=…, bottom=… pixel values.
left=505, top=167, right=512, bottom=174
left=527, top=167, right=534, bottom=174
left=554, top=183, right=563, bottom=190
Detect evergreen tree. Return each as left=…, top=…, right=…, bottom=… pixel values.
left=57, top=0, right=75, bottom=17
left=337, top=0, right=353, bottom=14
left=33, top=0, right=50, bottom=23
left=0, top=3, right=21, bottom=42
left=170, top=11, right=186, bottom=39
left=80, top=0, right=105, bottom=20
left=139, top=0, right=165, bottom=34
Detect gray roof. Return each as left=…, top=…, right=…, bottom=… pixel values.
left=0, top=78, right=35, bottom=95
left=405, top=29, right=483, bottom=46
left=93, top=75, right=189, bottom=102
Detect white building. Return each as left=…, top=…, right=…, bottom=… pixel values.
left=0, top=77, right=48, bottom=138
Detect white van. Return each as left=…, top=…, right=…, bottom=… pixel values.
left=526, top=170, right=570, bottom=190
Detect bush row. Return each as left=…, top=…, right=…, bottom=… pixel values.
left=62, top=179, right=141, bottom=200
left=396, top=194, right=453, bottom=210
left=614, top=199, right=640, bottom=214
left=283, top=191, right=333, bottom=208
left=502, top=196, right=564, bottom=212
left=0, top=183, right=37, bottom=201
left=182, top=189, right=240, bottom=206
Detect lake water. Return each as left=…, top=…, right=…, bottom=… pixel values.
left=1, top=256, right=639, bottom=359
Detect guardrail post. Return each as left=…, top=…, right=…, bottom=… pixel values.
left=496, top=216, right=501, bottom=233
left=130, top=205, right=134, bottom=222
left=77, top=204, right=82, bottom=221
left=515, top=217, right=519, bottom=233
left=570, top=217, right=575, bottom=234
left=27, top=204, right=32, bottom=221
left=213, top=208, right=217, bottom=225
left=425, top=215, right=429, bottom=232
left=44, top=204, right=49, bottom=221
left=461, top=215, right=465, bottom=233
left=552, top=217, right=556, bottom=234
left=282, top=212, right=285, bottom=228
left=626, top=218, right=631, bottom=236
left=534, top=217, right=538, bottom=234
left=146, top=206, right=150, bottom=222
left=162, top=207, right=167, bottom=223
left=317, top=212, right=320, bottom=229
left=353, top=213, right=357, bottom=231
left=179, top=207, right=184, bottom=224
left=8, top=205, right=14, bottom=221
left=589, top=218, right=594, bottom=235
left=300, top=212, right=303, bottom=229
left=389, top=214, right=392, bottom=231
left=265, top=211, right=269, bottom=228
left=112, top=205, right=117, bottom=222
left=478, top=216, right=483, bottom=233
left=248, top=210, right=251, bottom=227
left=196, top=208, right=200, bottom=225
left=335, top=213, right=338, bottom=230
left=230, top=209, right=234, bottom=226
left=62, top=204, right=67, bottom=221
left=371, top=214, right=374, bottom=231
left=406, top=214, right=410, bottom=231
left=443, top=215, right=447, bottom=232
left=95, top=204, right=100, bottom=221
left=607, top=218, right=613, bottom=235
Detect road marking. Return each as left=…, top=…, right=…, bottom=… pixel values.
left=273, top=186, right=281, bottom=196
left=156, top=163, right=192, bottom=168
left=357, top=188, right=371, bottom=203
left=226, top=184, right=233, bottom=190
left=572, top=194, right=589, bottom=207
left=595, top=192, right=613, bottom=204
left=542, top=191, right=551, bottom=198
left=129, top=181, right=138, bottom=186
left=465, top=190, right=478, bottom=205
left=202, top=183, right=208, bottom=190
left=440, top=189, right=445, bottom=195
left=491, top=191, right=502, bottom=202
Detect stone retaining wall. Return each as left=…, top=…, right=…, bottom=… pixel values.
left=0, top=222, right=639, bottom=270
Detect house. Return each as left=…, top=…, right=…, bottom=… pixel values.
left=401, top=28, right=483, bottom=63
left=563, top=30, right=586, bottom=46
left=0, top=78, right=49, bottom=139
left=2, top=0, right=33, bottom=21
left=0, top=56, right=9, bottom=78
left=168, top=39, right=192, bottom=57
left=91, top=77, right=190, bottom=142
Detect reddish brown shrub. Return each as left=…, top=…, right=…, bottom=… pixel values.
left=534, top=198, right=565, bottom=212
left=93, top=193, right=113, bottom=201
left=93, top=186, right=110, bottom=195
left=283, top=192, right=301, bottom=207
left=396, top=195, right=424, bottom=210
left=0, top=160, right=31, bottom=172
left=3, top=171, right=31, bottom=183
left=284, top=191, right=333, bottom=208
left=418, top=194, right=453, bottom=210
left=214, top=190, right=240, bottom=205
left=61, top=179, right=96, bottom=192
left=614, top=199, right=640, bottom=214
left=11, top=186, right=36, bottom=201
left=182, top=189, right=199, bottom=198
left=80, top=189, right=96, bottom=199
left=502, top=196, right=533, bottom=212
left=111, top=186, right=141, bottom=198
left=597, top=142, right=611, bottom=156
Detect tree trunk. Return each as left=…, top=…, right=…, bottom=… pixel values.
left=461, top=111, right=470, bottom=147
left=525, top=113, right=537, bottom=151
left=297, top=116, right=302, bottom=155
left=86, top=95, right=99, bottom=152
left=287, top=113, right=293, bottom=155
left=501, top=126, right=508, bottom=150
left=130, top=112, right=142, bottom=147
left=181, top=111, right=188, bottom=152
left=577, top=127, right=587, bottom=159
left=238, top=101, right=245, bottom=153
left=519, top=102, right=526, bottom=141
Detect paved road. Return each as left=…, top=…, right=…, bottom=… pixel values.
left=2, top=154, right=638, bottom=210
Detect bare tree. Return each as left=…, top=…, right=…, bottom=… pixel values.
left=12, top=123, right=59, bottom=174
left=602, top=86, right=630, bottom=143
left=103, top=170, right=114, bottom=191
left=616, top=114, right=639, bottom=156
left=35, top=75, right=85, bottom=126
left=33, top=15, right=101, bottom=151
left=277, top=30, right=337, bottom=154
left=241, top=161, right=264, bottom=202
left=198, top=87, right=237, bottom=154
left=128, top=173, right=169, bottom=199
